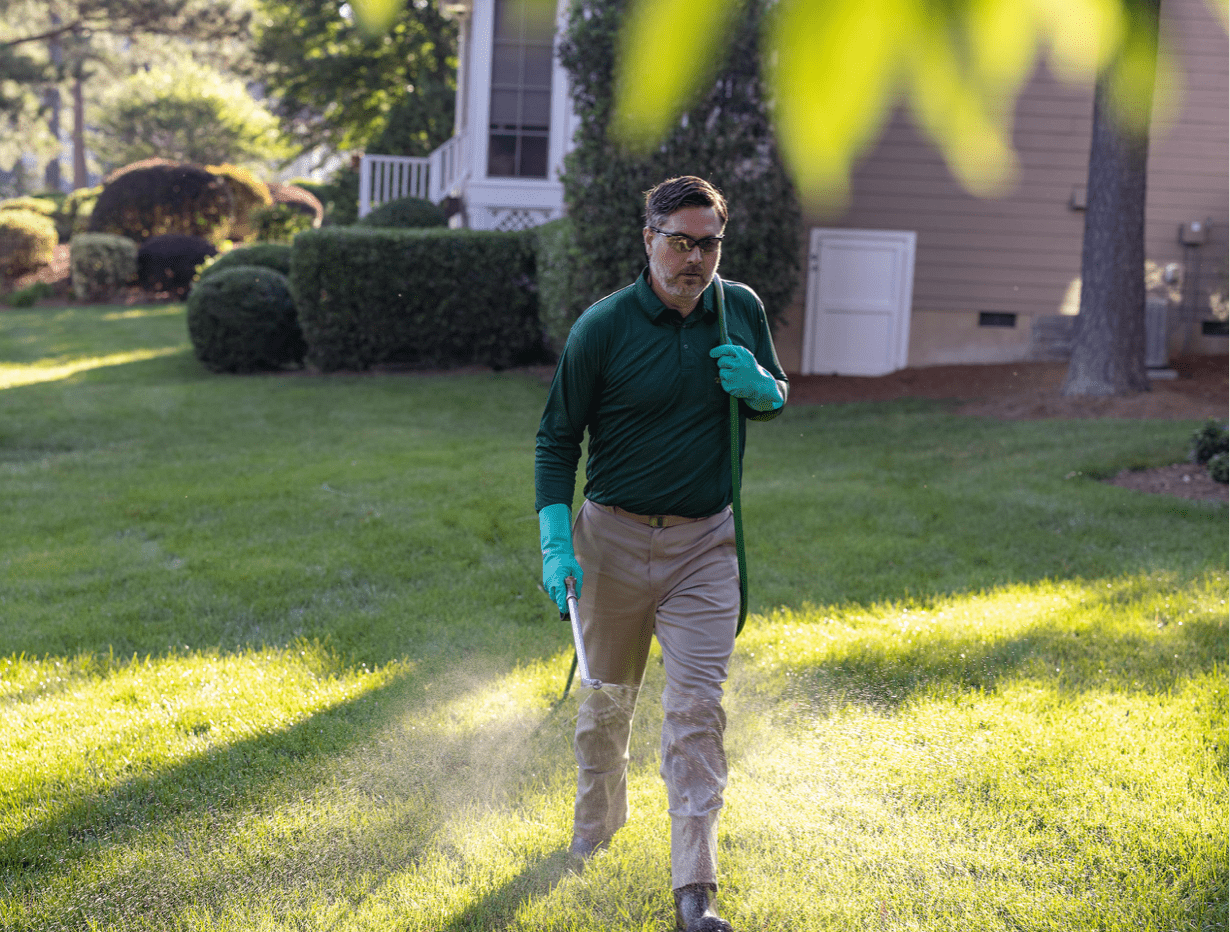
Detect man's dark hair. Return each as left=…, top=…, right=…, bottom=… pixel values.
left=644, top=176, right=728, bottom=230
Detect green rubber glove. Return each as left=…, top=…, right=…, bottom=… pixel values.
left=709, top=344, right=784, bottom=411
left=539, top=502, right=582, bottom=614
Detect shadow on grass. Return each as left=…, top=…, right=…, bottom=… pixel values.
left=2, top=659, right=585, bottom=930
left=734, top=603, right=1227, bottom=721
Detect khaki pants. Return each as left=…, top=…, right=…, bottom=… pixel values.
left=571, top=498, right=739, bottom=890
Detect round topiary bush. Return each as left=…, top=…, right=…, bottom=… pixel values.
left=195, top=242, right=292, bottom=286
left=187, top=265, right=306, bottom=372
left=138, top=233, right=217, bottom=294
left=89, top=161, right=234, bottom=245
left=0, top=209, right=57, bottom=278
left=267, top=182, right=324, bottom=227
left=356, top=195, right=447, bottom=230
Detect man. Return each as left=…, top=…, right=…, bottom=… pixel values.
left=535, top=175, right=787, bottom=932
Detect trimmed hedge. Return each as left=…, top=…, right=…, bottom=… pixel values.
left=533, top=217, right=586, bottom=354
left=187, top=266, right=305, bottom=372
left=0, top=210, right=57, bottom=277
left=196, top=242, right=292, bottom=285
left=291, top=227, right=547, bottom=372
left=267, top=183, right=324, bottom=227
left=356, top=195, right=447, bottom=230
left=70, top=233, right=139, bottom=300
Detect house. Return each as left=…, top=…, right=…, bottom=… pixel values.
left=360, top=0, right=1228, bottom=375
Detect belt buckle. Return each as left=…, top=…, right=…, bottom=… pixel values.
left=649, top=515, right=666, bottom=528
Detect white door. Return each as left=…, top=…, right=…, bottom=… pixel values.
left=802, top=229, right=917, bottom=376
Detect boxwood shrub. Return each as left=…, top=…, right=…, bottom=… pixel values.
left=187, top=266, right=305, bottom=372
left=0, top=209, right=57, bottom=277
left=70, top=233, right=138, bottom=300
left=196, top=242, right=292, bottom=286
left=291, top=227, right=546, bottom=372
left=356, top=195, right=447, bottom=230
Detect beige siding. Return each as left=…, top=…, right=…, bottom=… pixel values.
left=776, top=0, right=1228, bottom=372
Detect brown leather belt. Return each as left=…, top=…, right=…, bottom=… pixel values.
left=593, top=502, right=702, bottom=529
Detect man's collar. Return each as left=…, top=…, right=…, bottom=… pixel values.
left=634, top=268, right=719, bottom=324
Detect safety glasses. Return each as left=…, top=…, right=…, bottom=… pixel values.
left=648, top=225, right=724, bottom=254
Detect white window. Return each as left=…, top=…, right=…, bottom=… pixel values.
left=488, top=0, right=553, bottom=178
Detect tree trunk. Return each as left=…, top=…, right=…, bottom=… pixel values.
left=72, top=69, right=87, bottom=188
left=1061, top=3, right=1160, bottom=397
left=43, top=32, right=63, bottom=192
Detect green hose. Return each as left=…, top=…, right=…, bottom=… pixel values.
left=714, top=274, right=749, bottom=636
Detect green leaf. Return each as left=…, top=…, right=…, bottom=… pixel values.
left=612, top=0, right=742, bottom=149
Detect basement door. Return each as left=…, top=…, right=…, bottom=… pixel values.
left=801, top=229, right=917, bottom=376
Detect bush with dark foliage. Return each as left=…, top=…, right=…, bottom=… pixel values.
left=195, top=242, right=292, bottom=286
left=356, top=195, right=447, bottom=230
left=138, top=234, right=217, bottom=295
left=187, top=266, right=305, bottom=372
left=291, top=226, right=548, bottom=372
left=89, top=162, right=234, bottom=245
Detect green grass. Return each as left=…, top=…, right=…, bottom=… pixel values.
left=1, top=303, right=1225, bottom=931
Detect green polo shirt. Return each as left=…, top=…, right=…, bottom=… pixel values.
left=535, top=270, right=788, bottom=518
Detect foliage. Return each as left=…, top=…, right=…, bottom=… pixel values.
left=0, top=196, right=58, bottom=217
left=250, top=0, right=457, bottom=155
left=533, top=217, right=585, bottom=354
left=52, top=185, right=101, bottom=240
left=3, top=280, right=53, bottom=307
left=88, top=161, right=234, bottom=245
left=1209, top=452, right=1229, bottom=484
left=290, top=165, right=359, bottom=227
left=206, top=164, right=273, bottom=243
left=69, top=232, right=138, bottom=301
left=557, top=0, right=801, bottom=333
left=1190, top=419, right=1228, bottom=465
left=355, top=195, right=446, bottom=230
left=290, top=226, right=548, bottom=372
left=195, top=242, right=292, bottom=286
left=136, top=233, right=216, bottom=294
left=187, top=265, right=305, bottom=372
left=268, top=182, right=324, bottom=226
left=605, top=0, right=1191, bottom=208
left=91, top=61, right=292, bottom=171
left=0, top=208, right=57, bottom=277
left=250, top=204, right=315, bottom=244
left=1190, top=419, right=1229, bottom=483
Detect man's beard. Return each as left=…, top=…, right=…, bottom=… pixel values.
left=649, top=255, right=716, bottom=304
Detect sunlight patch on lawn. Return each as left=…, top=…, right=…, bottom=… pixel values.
left=101, top=307, right=186, bottom=321
left=0, top=645, right=404, bottom=842
left=0, top=346, right=185, bottom=389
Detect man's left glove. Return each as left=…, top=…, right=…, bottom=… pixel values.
left=709, top=343, right=784, bottom=412
left=539, top=502, right=583, bottom=615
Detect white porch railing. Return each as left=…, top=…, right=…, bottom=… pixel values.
left=358, top=135, right=470, bottom=218
left=428, top=134, right=468, bottom=204
left=358, top=154, right=429, bottom=217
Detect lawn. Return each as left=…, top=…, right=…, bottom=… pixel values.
left=1, top=303, right=1225, bottom=932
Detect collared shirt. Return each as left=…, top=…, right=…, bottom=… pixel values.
left=535, top=269, right=788, bottom=518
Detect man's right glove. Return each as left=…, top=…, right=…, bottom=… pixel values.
left=539, top=502, right=583, bottom=614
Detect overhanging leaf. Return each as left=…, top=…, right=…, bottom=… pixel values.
left=612, top=0, right=742, bottom=150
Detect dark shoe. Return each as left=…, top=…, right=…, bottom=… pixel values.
left=673, top=883, right=733, bottom=932
left=565, top=834, right=609, bottom=873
